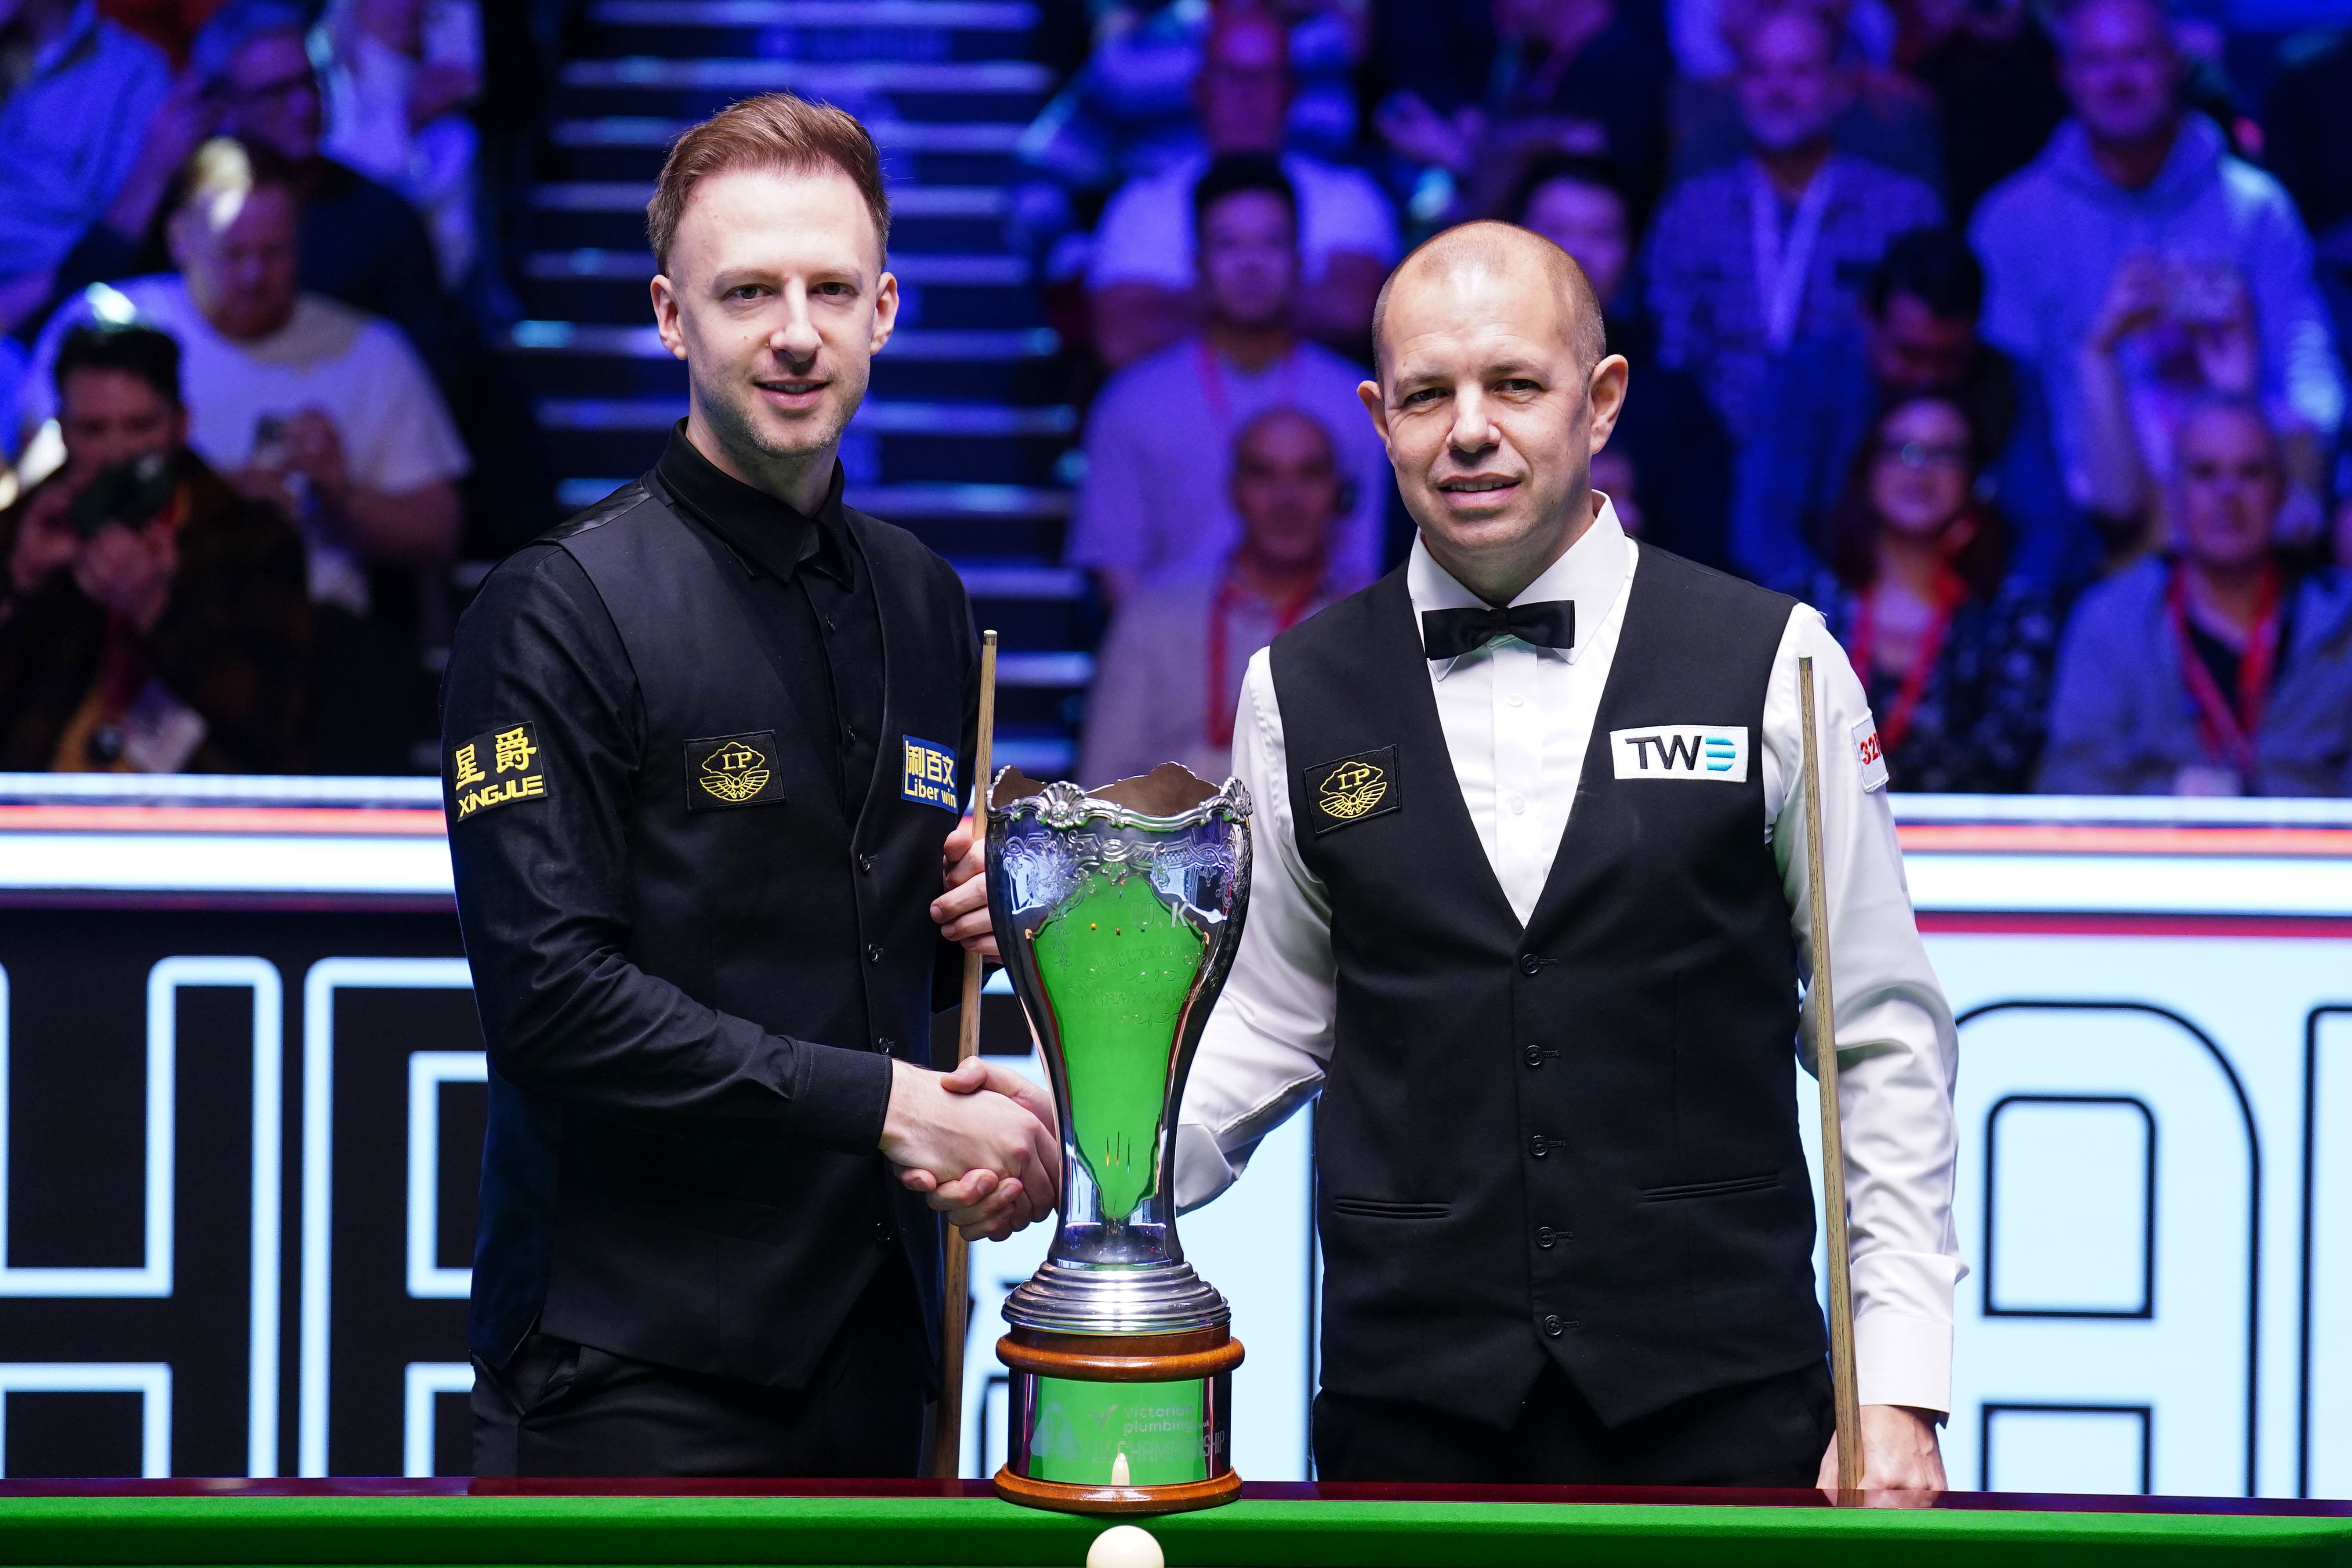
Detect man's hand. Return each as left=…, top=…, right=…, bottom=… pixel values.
left=282, top=408, right=352, bottom=515
left=897, top=1058, right=1062, bottom=1242
left=73, top=520, right=178, bottom=633
left=933, top=816, right=998, bottom=957
left=879, top=1057, right=1055, bottom=1239
left=1817, top=1403, right=1946, bottom=1506
left=7, top=482, right=80, bottom=597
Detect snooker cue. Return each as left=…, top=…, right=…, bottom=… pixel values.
left=1796, top=654, right=1865, bottom=1499
left=929, top=629, right=997, bottom=1479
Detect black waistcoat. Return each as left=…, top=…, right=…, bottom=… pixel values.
left=1267, top=546, right=1822, bottom=1429
left=478, top=477, right=973, bottom=1387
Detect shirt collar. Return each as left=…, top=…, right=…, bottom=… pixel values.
left=655, top=421, right=853, bottom=588
left=1406, top=495, right=1631, bottom=676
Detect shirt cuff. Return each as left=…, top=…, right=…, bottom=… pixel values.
left=782, top=1038, right=895, bottom=1153
left=1854, top=1308, right=1952, bottom=1415
left=1172, top=1122, right=1238, bottom=1213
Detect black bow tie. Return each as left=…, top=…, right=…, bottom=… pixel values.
left=1420, top=600, right=1576, bottom=661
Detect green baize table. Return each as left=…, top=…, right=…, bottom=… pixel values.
left=1, top=1478, right=2348, bottom=1567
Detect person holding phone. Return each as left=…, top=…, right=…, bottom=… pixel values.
left=0, top=321, right=307, bottom=771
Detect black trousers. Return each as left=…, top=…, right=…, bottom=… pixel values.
left=1313, top=1359, right=1832, bottom=1486
left=471, top=1260, right=929, bottom=1477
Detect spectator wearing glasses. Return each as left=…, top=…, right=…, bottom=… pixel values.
left=1080, top=405, right=1350, bottom=787
left=0, top=320, right=306, bottom=772
left=42, top=0, right=452, bottom=380
left=1734, top=227, right=2084, bottom=591
left=1070, top=154, right=1389, bottom=609
left=1086, top=8, right=1399, bottom=369
left=1787, top=393, right=2060, bottom=793
left=0, top=0, right=170, bottom=334
left=1642, top=2, right=1942, bottom=434
left=23, top=137, right=468, bottom=772
left=2040, top=396, right=2352, bottom=797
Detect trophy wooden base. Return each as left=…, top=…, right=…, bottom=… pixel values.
left=992, top=1465, right=1243, bottom=1516
left=991, top=1326, right=1245, bottom=1517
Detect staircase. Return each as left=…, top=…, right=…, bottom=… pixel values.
left=503, top=0, right=1089, bottom=775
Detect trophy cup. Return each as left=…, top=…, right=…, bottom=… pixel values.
left=984, top=763, right=1251, bottom=1516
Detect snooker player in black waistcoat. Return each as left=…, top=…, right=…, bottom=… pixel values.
left=1123, top=223, right=1960, bottom=1491
left=441, top=95, right=1058, bottom=1477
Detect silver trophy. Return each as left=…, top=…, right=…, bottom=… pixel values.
left=984, top=763, right=1251, bottom=1515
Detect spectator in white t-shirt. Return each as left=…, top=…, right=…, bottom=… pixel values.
left=1070, top=154, right=1389, bottom=608
left=20, top=137, right=468, bottom=771
left=1086, top=8, right=1399, bottom=369
left=22, top=138, right=467, bottom=612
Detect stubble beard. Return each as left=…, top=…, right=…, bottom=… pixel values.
left=693, top=358, right=864, bottom=481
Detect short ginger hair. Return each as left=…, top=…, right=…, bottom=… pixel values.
left=646, top=93, right=892, bottom=271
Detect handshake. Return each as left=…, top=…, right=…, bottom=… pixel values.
left=880, top=1056, right=1060, bottom=1242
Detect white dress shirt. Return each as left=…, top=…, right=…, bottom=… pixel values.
left=1176, top=500, right=1965, bottom=1413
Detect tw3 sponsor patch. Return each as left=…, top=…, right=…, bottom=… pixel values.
left=1609, top=726, right=1749, bottom=782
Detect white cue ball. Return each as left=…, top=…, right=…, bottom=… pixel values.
left=1085, top=1523, right=1165, bottom=1568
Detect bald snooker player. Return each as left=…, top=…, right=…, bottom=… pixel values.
left=1156, top=222, right=1961, bottom=1489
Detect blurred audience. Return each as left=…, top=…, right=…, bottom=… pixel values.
left=312, top=0, right=482, bottom=290
left=1643, top=2, right=1941, bottom=433
left=1970, top=0, right=2341, bottom=549
left=1671, top=0, right=1943, bottom=192
left=2247, top=26, right=2352, bottom=442
left=1890, top=0, right=2067, bottom=222
left=24, top=138, right=467, bottom=772
left=0, top=0, right=170, bottom=333
left=2040, top=396, right=2352, bottom=797
left=1069, top=155, right=1387, bottom=608
left=1018, top=0, right=1366, bottom=212
left=1513, top=156, right=1730, bottom=568
left=1788, top=392, right=2059, bottom=792
left=1373, top=0, right=1671, bottom=225
left=0, top=320, right=306, bottom=771
left=1081, top=405, right=1348, bottom=786
left=46, top=0, right=454, bottom=382
left=1735, top=227, right=2084, bottom=589
left=1085, top=8, right=1398, bottom=367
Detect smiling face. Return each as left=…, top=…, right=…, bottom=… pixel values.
left=650, top=163, right=897, bottom=492
left=1359, top=226, right=1626, bottom=601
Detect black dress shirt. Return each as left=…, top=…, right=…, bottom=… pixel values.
left=653, top=427, right=885, bottom=815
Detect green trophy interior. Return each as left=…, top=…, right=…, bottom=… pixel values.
left=1026, top=1376, right=1209, bottom=1487
left=1032, top=872, right=1204, bottom=1220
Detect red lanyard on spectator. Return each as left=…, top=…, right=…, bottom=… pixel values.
left=1194, top=339, right=1297, bottom=435
left=1850, top=570, right=1963, bottom=756
left=1206, top=563, right=1321, bottom=749
left=2167, top=560, right=2280, bottom=783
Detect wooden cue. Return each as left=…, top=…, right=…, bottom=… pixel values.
left=1796, top=654, right=1865, bottom=1499
left=929, top=630, right=997, bottom=1480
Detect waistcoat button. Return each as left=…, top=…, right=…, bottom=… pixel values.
left=1522, top=1043, right=1543, bottom=1069
left=866, top=944, right=884, bottom=964
left=1529, top=1134, right=1548, bottom=1159
left=1542, top=1314, right=1564, bottom=1337
left=1535, top=1226, right=1556, bottom=1249
left=878, top=1036, right=896, bottom=1054
left=1518, top=953, right=1542, bottom=977
left=857, top=853, right=874, bottom=873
